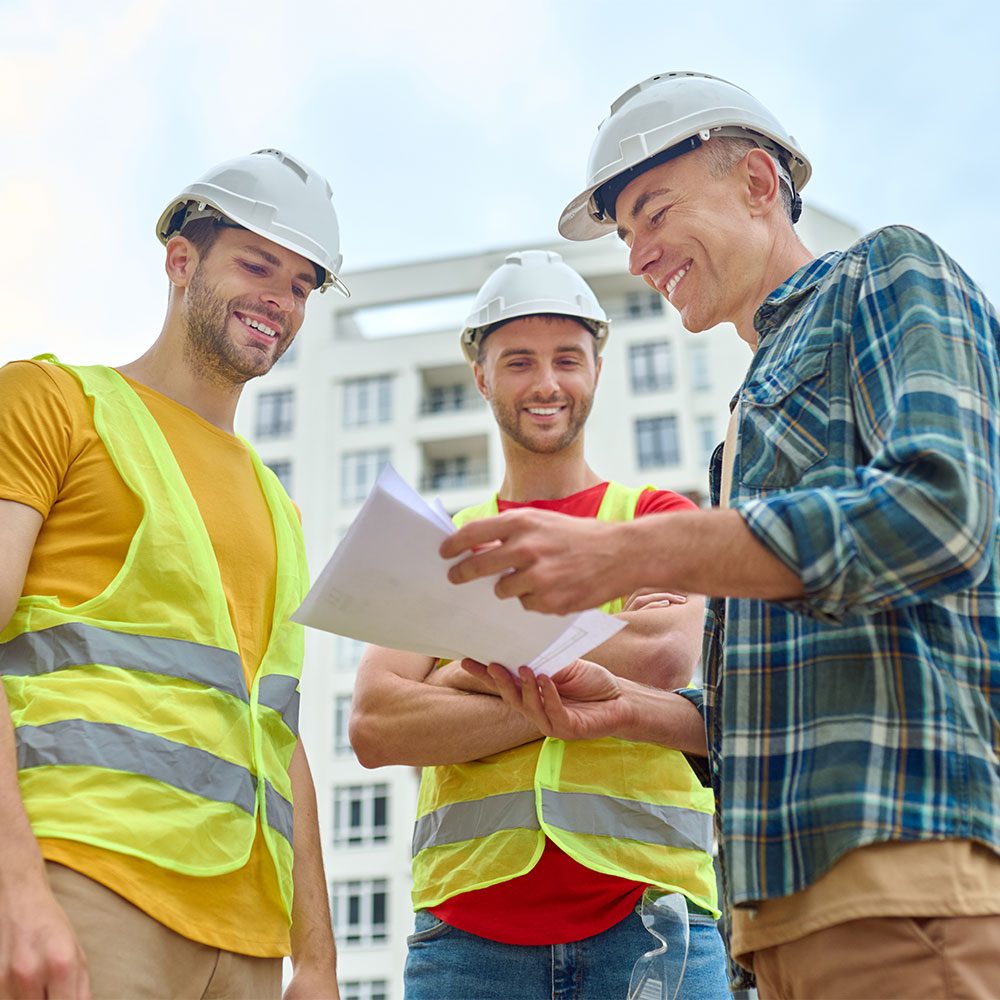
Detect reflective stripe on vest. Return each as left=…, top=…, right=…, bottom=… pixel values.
left=0, top=621, right=301, bottom=736
left=15, top=718, right=295, bottom=844
left=412, top=788, right=713, bottom=857
left=0, top=622, right=247, bottom=702
left=17, top=719, right=258, bottom=813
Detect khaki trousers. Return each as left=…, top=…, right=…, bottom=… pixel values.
left=47, top=862, right=283, bottom=1000
left=752, top=914, right=1000, bottom=1000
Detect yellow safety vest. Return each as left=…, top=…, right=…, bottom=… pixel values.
left=0, top=360, right=307, bottom=920
left=412, top=482, right=719, bottom=917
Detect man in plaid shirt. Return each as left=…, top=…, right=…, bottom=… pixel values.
left=443, top=73, right=1000, bottom=999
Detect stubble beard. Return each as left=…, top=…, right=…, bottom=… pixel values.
left=182, top=267, right=288, bottom=387
left=491, top=393, right=594, bottom=455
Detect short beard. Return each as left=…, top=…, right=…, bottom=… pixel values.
left=490, top=393, right=593, bottom=454
left=182, top=266, right=288, bottom=387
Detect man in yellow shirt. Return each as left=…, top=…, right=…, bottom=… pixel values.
left=0, top=149, right=347, bottom=999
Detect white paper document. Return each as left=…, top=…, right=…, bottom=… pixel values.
left=292, top=466, right=625, bottom=675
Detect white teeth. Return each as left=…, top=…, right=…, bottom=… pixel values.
left=665, top=263, right=691, bottom=297
left=240, top=315, right=277, bottom=338
left=527, top=407, right=561, bottom=415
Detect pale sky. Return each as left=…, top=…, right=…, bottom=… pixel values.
left=3, top=0, right=998, bottom=366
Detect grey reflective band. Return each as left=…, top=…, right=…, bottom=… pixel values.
left=0, top=623, right=247, bottom=703
left=412, top=790, right=539, bottom=857
left=264, top=780, right=294, bottom=844
left=16, top=719, right=258, bottom=815
left=541, top=789, right=713, bottom=854
left=258, top=674, right=301, bottom=734
left=412, top=788, right=713, bottom=857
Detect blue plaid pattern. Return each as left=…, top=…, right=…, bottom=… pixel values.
left=682, top=226, right=1000, bottom=924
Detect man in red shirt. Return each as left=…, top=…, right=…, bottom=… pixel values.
left=350, top=250, right=728, bottom=999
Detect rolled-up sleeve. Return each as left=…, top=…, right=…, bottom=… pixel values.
left=738, top=228, right=1000, bottom=622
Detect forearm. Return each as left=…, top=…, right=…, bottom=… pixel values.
left=586, top=600, right=703, bottom=689
left=616, top=509, right=803, bottom=601
left=350, top=674, right=540, bottom=768
left=616, top=678, right=708, bottom=756
left=288, top=742, right=337, bottom=978
left=0, top=683, right=47, bottom=887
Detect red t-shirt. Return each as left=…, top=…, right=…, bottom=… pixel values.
left=430, top=481, right=697, bottom=944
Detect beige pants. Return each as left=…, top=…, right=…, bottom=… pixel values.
left=47, top=862, right=283, bottom=1000
left=752, top=914, right=1000, bottom=1000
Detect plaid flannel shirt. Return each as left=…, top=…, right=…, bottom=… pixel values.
left=679, top=225, right=1000, bottom=987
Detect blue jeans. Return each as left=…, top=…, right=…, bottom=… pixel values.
left=404, top=904, right=730, bottom=1000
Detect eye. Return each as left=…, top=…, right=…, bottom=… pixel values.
left=241, top=261, right=267, bottom=275
left=649, top=208, right=667, bottom=226
left=292, top=284, right=308, bottom=301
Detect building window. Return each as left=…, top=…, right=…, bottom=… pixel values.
left=636, top=415, right=680, bottom=469
left=341, top=982, right=388, bottom=1000
left=266, top=460, right=293, bottom=495
left=341, top=449, right=391, bottom=504
left=689, top=342, right=711, bottom=391
left=333, top=784, right=389, bottom=848
left=696, top=415, right=718, bottom=465
left=421, top=383, right=475, bottom=414
left=343, top=375, right=393, bottom=427
left=336, top=634, right=366, bottom=673
left=624, top=290, right=664, bottom=318
left=331, top=879, right=388, bottom=946
left=629, top=341, right=673, bottom=394
left=334, top=694, right=353, bottom=755
left=256, top=390, right=295, bottom=439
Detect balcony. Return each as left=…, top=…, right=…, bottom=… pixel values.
left=418, top=384, right=484, bottom=416
left=419, top=460, right=490, bottom=493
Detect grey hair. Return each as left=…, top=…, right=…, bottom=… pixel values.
left=701, top=136, right=794, bottom=223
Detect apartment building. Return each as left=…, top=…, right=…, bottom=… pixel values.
left=237, top=207, right=860, bottom=999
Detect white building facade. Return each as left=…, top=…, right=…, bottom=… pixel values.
left=237, top=208, right=860, bottom=1000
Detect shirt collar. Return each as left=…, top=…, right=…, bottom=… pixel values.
left=753, top=251, right=842, bottom=337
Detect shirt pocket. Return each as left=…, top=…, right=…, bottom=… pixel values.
left=738, top=346, right=831, bottom=490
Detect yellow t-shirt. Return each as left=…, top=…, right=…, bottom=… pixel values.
left=0, top=359, right=291, bottom=957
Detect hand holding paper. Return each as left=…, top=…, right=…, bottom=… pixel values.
left=292, top=466, right=625, bottom=675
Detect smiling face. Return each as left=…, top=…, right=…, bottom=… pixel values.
left=178, top=226, right=316, bottom=385
left=613, top=144, right=774, bottom=337
left=474, top=315, right=601, bottom=456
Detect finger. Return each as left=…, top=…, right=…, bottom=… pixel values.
left=460, top=658, right=498, bottom=691
left=439, top=516, right=510, bottom=559
left=45, top=949, right=79, bottom=1000
left=515, top=666, right=559, bottom=732
left=447, top=542, right=528, bottom=585
left=485, top=662, right=523, bottom=701
left=624, top=591, right=688, bottom=611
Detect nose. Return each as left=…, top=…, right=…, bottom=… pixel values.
left=534, top=363, right=560, bottom=396
left=628, top=232, right=661, bottom=278
left=260, top=277, right=296, bottom=314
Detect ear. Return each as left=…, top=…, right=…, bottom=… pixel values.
left=165, top=235, right=199, bottom=288
left=744, top=148, right=782, bottom=218
left=472, top=361, right=490, bottom=400
left=594, top=354, right=603, bottom=387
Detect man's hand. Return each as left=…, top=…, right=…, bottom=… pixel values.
left=441, top=508, right=628, bottom=614
left=621, top=588, right=688, bottom=612
left=461, top=658, right=633, bottom=742
left=0, top=870, right=90, bottom=1000
left=425, top=660, right=500, bottom=696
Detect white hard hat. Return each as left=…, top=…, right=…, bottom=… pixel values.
left=460, top=250, right=609, bottom=364
left=559, top=71, right=811, bottom=241
left=155, top=148, right=350, bottom=296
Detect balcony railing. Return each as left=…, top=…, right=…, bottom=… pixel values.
left=419, top=463, right=490, bottom=492
left=418, top=390, right=484, bottom=415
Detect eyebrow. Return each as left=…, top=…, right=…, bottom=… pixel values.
left=241, top=245, right=315, bottom=286
left=497, top=344, right=587, bottom=360
left=616, top=187, right=674, bottom=241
